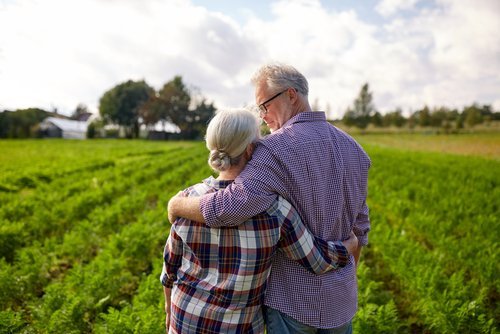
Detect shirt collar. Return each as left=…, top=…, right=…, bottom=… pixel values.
left=203, top=176, right=233, bottom=190
left=282, top=111, right=326, bottom=128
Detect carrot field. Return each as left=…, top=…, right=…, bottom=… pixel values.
left=0, top=135, right=498, bottom=333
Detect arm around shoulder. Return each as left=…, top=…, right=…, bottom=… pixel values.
left=167, top=191, right=204, bottom=223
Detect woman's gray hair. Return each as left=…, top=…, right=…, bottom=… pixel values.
left=206, top=107, right=261, bottom=172
left=251, top=63, right=309, bottom=97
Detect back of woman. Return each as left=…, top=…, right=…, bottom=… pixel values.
left=167, top=178, right=283, bottom=333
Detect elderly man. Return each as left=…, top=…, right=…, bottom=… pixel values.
left=168, top=63, right=371, bottom=334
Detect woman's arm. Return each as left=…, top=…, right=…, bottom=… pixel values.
left=160, top=225, right=183, bottom=331
left=163, top=286, right=172, bottom=331
left=274, top=197, right=356, bottom=274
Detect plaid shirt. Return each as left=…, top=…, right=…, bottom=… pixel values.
left=200, top=112, right=371, bottom=328
left=161, top=176, right=349, bottom=334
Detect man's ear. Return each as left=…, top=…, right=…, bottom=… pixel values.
left=287, top=88, right=298, bottom=103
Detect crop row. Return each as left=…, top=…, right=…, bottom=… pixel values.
left=0, top=146, right=190, bottom=259
left=0, top=141, right=212, bottom=333
left=1, top=139, right=498, bottom=333
left=357, top=145, right=499, bottom=333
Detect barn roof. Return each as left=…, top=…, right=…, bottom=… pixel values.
left=42, top=117, right=88, bottom=133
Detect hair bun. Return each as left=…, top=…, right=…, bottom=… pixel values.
left=208, top=150, right=231, bottom=172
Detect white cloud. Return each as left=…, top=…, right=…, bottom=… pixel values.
left=0, top=0, right=498, bottom=119
left=375, top=0, right=420, bottom=17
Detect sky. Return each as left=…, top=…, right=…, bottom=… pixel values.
left=0, top=0, right=499, bottom=119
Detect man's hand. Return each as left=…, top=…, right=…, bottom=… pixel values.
left=167, top=191, right=184, bottom=223
left=342, top=231, right=359, bottom=256
left=167, top=192, right=205, bottom=224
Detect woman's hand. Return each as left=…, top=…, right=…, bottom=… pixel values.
left=342, top=232, right=359, bottom=256
left=164, top=286, right=172, bottom=332
left=165, top=309, right=170, bottom=333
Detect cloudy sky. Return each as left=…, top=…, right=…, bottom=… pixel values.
left=1, top=0, right=499, bottom=119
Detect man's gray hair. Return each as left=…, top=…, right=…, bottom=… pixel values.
left=251, top=63, right=309, bottom=96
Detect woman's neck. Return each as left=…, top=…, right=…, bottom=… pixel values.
left=217, top=158, right=246, bottom=181
left=217, top=167, right=243, bottom=181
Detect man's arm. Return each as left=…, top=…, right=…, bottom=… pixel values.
left=352, top=200, right=370, bottom=266
left=168, top=192, right=204, bottom=223
left=169, top=144, right=281, bottom=227
left=200, top=145, right=282, bottom=227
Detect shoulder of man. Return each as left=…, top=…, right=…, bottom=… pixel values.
left=329, top=124, right=372, bottom=168
left=255, top=124, right=294, bottom=153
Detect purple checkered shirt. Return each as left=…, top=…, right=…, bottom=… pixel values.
left=200, top=111, right=371, bottom=328
left=161, top=176, right=350, bottom=334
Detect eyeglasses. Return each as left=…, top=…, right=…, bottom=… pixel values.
left=257, top=89, right=288, bottom=115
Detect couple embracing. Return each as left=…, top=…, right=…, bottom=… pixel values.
left=161, top=63, right=371, bottom=334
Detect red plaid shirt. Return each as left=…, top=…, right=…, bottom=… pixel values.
left=161, top=176, right=349, bottom=334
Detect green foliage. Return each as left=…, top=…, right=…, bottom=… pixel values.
left=357, top=142, right=499, bottom=333
left=339, top=84, right=499, bottom=132
left=0, top=310, right=25, bottom=333
left=342, top=83, right=376, bottom=129
left=0, top=139, right=211, bottom=333
left=0, top=138, right=498, bottom=333
left=0, top=108, right=50, bottom=138
left=99, top=80, right=155, bottom=138
left=142, top=76, right=216, bottom=139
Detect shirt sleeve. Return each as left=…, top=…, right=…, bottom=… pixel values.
left=273, top=197, right=350, bottom=274
left=200, top=144, right=283, bottom=227
left=354, top=200, right=370, bottom=246
left=160, top=224, right=183, bottom=288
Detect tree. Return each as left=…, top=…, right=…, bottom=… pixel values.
left=417, top=106, right=431, bottom=127
left=99, top=80, right=154, bottom=138
left=138, top=95, right=164, bottom=130
left=371, top=111, right=383, bottom=127
left=342, top=83, right=376, bottom=129
left=383, top=109, right=406, bottom=128
left=157, top=76, right=191, bottom=132
left=146, top=76, right=217, bottom=139
left=71, top=103, right=91, bottom=121
left=186, top=99, right=216, bottom=139
left=0, top=108, right=49, bottom=138
left=462, top=103, right=487, bottom=128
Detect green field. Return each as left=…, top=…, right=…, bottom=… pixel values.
left=0, top=135, right=498, bottom=333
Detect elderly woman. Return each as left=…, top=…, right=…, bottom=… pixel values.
left=160, top=108, right=357, bottom=334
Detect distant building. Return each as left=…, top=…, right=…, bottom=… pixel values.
left=142, top=121, right=181, bottom=140
left=40, top=117, right=88, bottom=139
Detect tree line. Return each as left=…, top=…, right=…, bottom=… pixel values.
left=342, top=83, right=500, bottom=132
left=92, top=76, right=216, bottom=139
left=0, top=76, right=216, bottom=139
left=1, top=80, right=498, bottom=139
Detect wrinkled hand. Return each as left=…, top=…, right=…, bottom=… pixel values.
left=167, top=191, right=183, bottom=223
left=342, top=231, right=359, bottom=256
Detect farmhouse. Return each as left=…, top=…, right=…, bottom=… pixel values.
left=40, top=117, right=88, bottom=139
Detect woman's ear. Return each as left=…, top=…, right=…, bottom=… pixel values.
left=245, top=143, right=255, bottom=159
